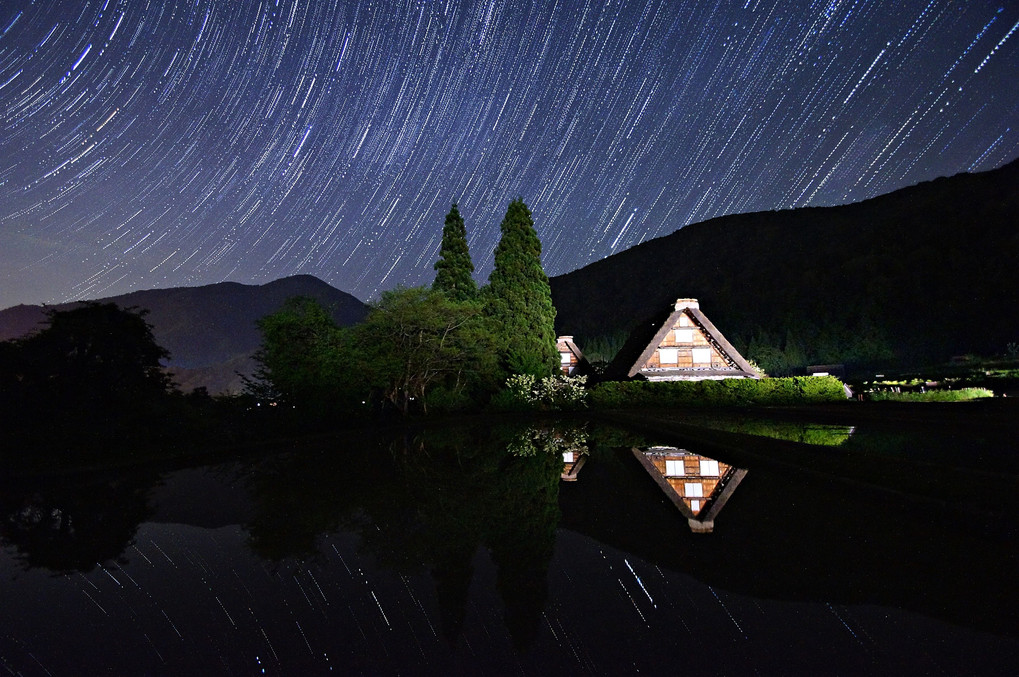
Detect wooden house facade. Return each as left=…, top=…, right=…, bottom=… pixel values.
left=607, top=298, right=759, bottom=381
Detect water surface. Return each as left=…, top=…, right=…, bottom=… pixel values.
left=1, top=418, right=1015, bottom=675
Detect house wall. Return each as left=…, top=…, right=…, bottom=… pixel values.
left=557, top=337, right=584, bottom=375
left=559, top=349, right=581, bottom=375
left=642, top=312, right=730, bottom=370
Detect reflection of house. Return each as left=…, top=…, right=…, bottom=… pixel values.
left=607, top=299, right=759, bottom=381
left=632, top=446, right=747, bottom=533
left=561, top=450, right=588, bottom=481
left=556, top=336, right=589, bottom=376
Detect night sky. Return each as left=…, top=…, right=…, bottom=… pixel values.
left=1, top=0, right=1016, bottom=309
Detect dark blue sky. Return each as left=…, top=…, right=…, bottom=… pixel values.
left=1, top=0, right=1016, bottom=307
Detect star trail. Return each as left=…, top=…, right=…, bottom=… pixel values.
left=0, top=0, right=1016, bottom=307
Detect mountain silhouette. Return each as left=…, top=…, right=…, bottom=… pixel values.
left=0, top=275, right=367, bottom=393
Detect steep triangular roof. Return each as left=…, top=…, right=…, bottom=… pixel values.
left=607, top=298, right=759, bottom=381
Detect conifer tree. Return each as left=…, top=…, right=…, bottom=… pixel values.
left=486, top=198, right=558, bottom=376
left=433, top=203, right=477, bottom=302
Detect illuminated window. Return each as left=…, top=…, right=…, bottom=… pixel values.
left=674, top=329, right=694, bottom=343
left=699, top=460, right=719, bottom=476
left=690, top=500, right=701, bottom=512
left=658, top=347, right=678, bottom=364
left=679, top=315, right=691, bottom=327
left=684, top=483, right=703, bottom=497
left=665, top=459, right=684, bottom=476
left=692, top=348, right=712, bottom=364
left=563, top=452, right=574, bottom=463
left=560, top=352, right=571, bottom=364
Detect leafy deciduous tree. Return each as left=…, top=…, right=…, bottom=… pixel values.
left=355, top=287, right=496, bottom=414
left=0, top=303, right=174, bottom=430
left=250, top=297, right=355, bottom=412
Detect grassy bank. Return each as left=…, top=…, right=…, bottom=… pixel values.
left=867, top=387, right=993, bottom=402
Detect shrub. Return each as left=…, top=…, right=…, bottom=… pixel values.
left=492, top=374, right=589, bottom=411
left=423, top=384, right=474, bottom=413
left=589, top=376, right=847, bottom=408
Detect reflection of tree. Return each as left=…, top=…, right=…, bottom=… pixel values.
left=242, top=421, right=574, bottom=649
left=0, top=473, right=155, bottom=573
left=377, top=423, right=567, bottom=648
left=424, top=527, right=477, bottom=641
left=243, top=435, right=388, bottom=562
left=487, top=430, right=562, bottom=650
left=245, top=458, right=340, bottom=561
left=375, top=429, right=489, bottom=642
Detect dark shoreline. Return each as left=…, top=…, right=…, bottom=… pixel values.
left=4, top=398, right=1016, bottom=481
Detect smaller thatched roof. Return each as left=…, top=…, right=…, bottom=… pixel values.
left=556, top=335, right=592, bottom=376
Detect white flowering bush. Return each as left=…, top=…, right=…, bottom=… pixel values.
left=506, top=422, right=589, bottom=457
left=496, top=374, right=589, bottom=411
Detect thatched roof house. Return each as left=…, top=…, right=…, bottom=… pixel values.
left=606, top=298, right=759, bottom=381
left=556, top=335, right=589, bottom=376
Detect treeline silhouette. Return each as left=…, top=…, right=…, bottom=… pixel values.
left=0, top=303, right=252, bottom=468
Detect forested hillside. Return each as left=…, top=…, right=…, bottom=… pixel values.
left=550, top=159, right=1019, bottom=373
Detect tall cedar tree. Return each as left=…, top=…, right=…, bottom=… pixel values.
left=486, top=198, right=558, bottom=376
left=432, top=203, right=477, bottom=301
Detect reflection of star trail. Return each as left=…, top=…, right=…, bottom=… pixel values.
left=625, top=558, right=656, bottom=608
left=0, top=520, right=1015, bottom=674
left=708, top=585, right=745, bottom=637
left=618, top=577, right=649, bottom=625
left=0, top=1, right=1016, bottom=308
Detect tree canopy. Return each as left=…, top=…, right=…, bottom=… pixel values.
left=0, top=302, right=175, bottom=434
left=356, top=287, right=497, bottom=414
left=486, top=198, right=558, bottom=377
left=248, top=199, right=559, bottom=416
left=251, top=296, right=355, bottom=413
left=4, top=303, right=171, bottom=403
left=249, top=288, right=499, bottom=416
left=433, top=203, right=477, bottom=302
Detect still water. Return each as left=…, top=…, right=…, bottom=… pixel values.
left=1, top=418, right=1015, bottom=675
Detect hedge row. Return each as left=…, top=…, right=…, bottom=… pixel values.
left=868, top=387, right=993, bottom=402
left=590, top=376, right=847, bottom=408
